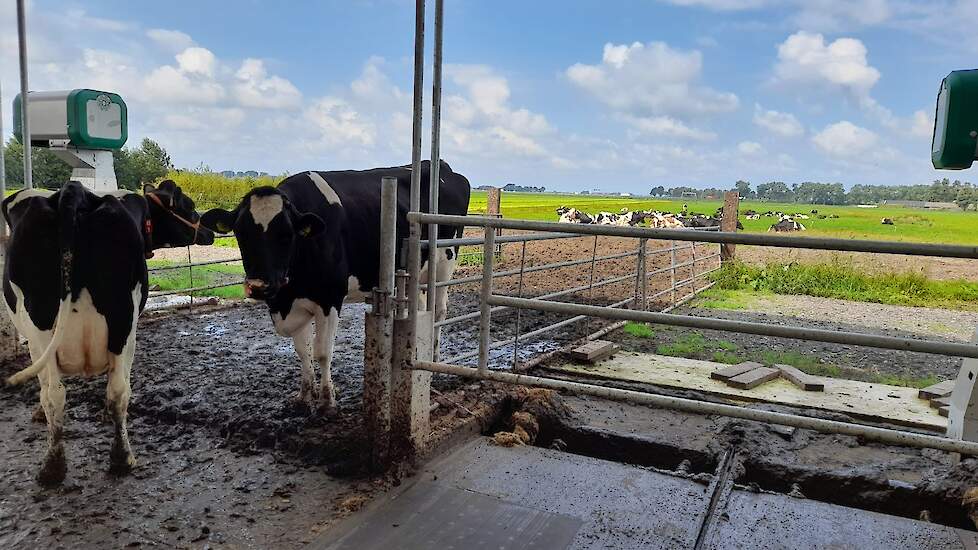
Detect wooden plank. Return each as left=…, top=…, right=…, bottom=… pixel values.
left=726, top=367, right=780, bottom=390
left=550, top=352, right=946, bottom=430
left=940, top=405, right=950, bottom=418
left=776, top=364, right=824, bottom=392
left=930, top=395, right=952, bottom=410
left=568, top=340, right=619, bottom=363
left=918, top=380, right=954, bottom=400
left=720, top=191, right=739, bottom=262
left=711, top=362, right=763, bottom=381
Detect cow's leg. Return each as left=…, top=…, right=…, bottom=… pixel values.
left=106, top=348, right=137, bottom=475
left=26, top=340, right=48, bottom=424
left=313, top=306, right=340, bottom=412
left=37, top=362, right=67, bottom=485
left=432, top=248, right=459, bottom=360
left=292, top=320, right=318, bottom=406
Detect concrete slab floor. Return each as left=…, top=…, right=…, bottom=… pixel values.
left=315, top=437, right=974, bottom=550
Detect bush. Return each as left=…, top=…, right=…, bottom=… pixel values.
left=161, top=170, right=282, bottom=210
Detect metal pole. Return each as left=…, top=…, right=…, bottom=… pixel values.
left=477, top=226, right=495, bottom=372
left=585, top=235, right=598, bottom=335
left=414, top=361, right=978, bottom=456
left=488, top=295, right=978, bottom=359
left=379, top=177, right=398, bottom=297
left=635, top=238, right=647, bottom=311
left=16, top=0, right=32, bottom=189
left=408, top=213, right=978, bottom=259
left=0, top=77, right=7, bottom=241
left=426, top=0, right=444, bottom=357
left=670, top=240, right=677, bottom=307
left=406, top=0, right=426, bottom=329
left=512, top=240, right=528, bottom=368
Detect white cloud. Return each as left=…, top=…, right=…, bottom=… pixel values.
left=143, top=64, right=226, bottom=105
left=661, top=0, right=769, bottom=10
left=737, top=141, right=764, bottom=155
left=567, top=41, right=738, bottom=118
left=233, top=59, right=303, bottom=109
left=774, top=31, right=880, bottom=99
left=792, top=0, right=891, bottom=31
left=911, top=109, right=934, bottom=139
left=302, top=97, right=376, bottom=148
left=146, top=28, right=195, bottom=53
left=811, top=121, right=878, bottom=157
left=623, top=115, right=717, bottom=141
left=753, top=104, right=804, bottom=137
left=176, top=47, right=217, bottom=77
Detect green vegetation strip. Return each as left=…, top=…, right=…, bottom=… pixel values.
left=708, top=261, right=978, bottom=310
left=147, top=260, right=245, bottom=299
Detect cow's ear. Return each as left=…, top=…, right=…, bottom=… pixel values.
left=295, top=213, right=325, bottom=238
left=201, top=208, right=236, bottom=234
left=143, top=183, right=158, bottom=195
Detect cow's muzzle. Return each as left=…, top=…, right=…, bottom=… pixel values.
left=243, top=278, right=287, bottom=300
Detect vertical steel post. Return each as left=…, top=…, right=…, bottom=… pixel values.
left=16, top=0, right=32, bottom=189
left=392, top=0, right=428, bottom=462
left=426, top=0, right=445, bottom=357
left=636, top=238, right=647, bottom=311
left=585, top=236, right=598, bottom=334
left=365, top=176, right=398, bottom=470
left=512, top=240, right=528, bottom=368
left=406, top=0, right=426, bottom=329
left=0, top=78, right=7, bottom=239
left=477, top=226, right=495, bottom=372
left=670, top=240, right=677, bottom=308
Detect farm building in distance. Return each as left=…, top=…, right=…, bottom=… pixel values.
left=881, top=200, right=960, bottom=210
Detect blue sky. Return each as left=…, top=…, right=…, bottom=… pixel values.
left=2, top=0, right=977, bottom=193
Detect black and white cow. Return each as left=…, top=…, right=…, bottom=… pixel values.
left=2, top=180, right=214, bottom=484
left=200, top=161, right=470, bottom=411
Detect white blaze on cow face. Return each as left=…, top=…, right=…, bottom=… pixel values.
left=249, top=194, right=284, bottom=232
left=307, top=172, right=342, bottom=206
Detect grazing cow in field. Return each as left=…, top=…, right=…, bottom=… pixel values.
left=201, top=161, right=470, bottom=411
left=646, top=211, right=685, bottom=229
left=769, top=217, right=806, bottom=232
left=3, top=180, right=214, bottom=484
left=881, top=217, right=894, bottom=225
left=556, top=206, right=592, bottom=224
left=594, top=211, right=619, bottom=225
left=810, top=209, right=818, bottom=214
left=746, top=213, right=760, bottom=220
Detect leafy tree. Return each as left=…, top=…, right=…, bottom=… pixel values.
left=3, top=137, right=173, bottom=191
left=756, top=181, right=793, bottom=202
left=649, top=185, right=666, bottom=197
left=3, top=139, right=72, bottom=188
left=733, top=180, right=754, bottom=199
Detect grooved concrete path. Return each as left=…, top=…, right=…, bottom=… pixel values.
left=316, top=438, right=975, bottom=550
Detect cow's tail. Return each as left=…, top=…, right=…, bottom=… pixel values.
left=5, top=185, right=82, bottom=387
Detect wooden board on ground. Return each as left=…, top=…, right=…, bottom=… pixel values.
left=710, top=362, right=762, bottom=381
left=919, top=380, right=954, bottom=400
left=931, top=396, right=952, bottom=409
left=548, top=351, right=945, bottom=431
left=568, top=340, right=619, bottom=363
left=777, top=364, right=825, bottom=392
left=727, top=367, right=779, bottom=390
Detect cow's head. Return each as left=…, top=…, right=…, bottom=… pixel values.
left=200, top=187, right=325, bottom=300
left=143, top=180, right=215, bottom=248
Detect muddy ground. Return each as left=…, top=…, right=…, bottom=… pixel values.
left=0, top=300, right=499, bottom=549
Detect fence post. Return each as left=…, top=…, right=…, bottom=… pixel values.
left=363, top=176, right=397, bottom=470
left=635, top=238, right=647, bottom=310
left=477, top=226, right=496, bottom=371
left=720, top=191, right=739, bottom=262
left=486, top=186, right=502, bottom=258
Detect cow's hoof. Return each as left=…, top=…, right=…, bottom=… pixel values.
left=109, top=447, right=136, bottom=476
left=37, top=449, right=67, bottom=486
left=31, top=405, right=46, bottom=424
left=317, top=399, right=339, bottom=417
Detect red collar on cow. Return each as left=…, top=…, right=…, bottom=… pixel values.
left=145, top=191, right=201, bottom=248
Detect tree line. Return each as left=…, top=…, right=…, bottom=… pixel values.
left=3, top=137, right=173, bottom=191
left=650, top=179, right=978, bottom=210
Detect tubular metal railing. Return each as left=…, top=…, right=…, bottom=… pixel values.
left=399, top=211, right=978, bottom=457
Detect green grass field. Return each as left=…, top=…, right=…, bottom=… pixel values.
left=468, top=191, right=978, bottom=245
